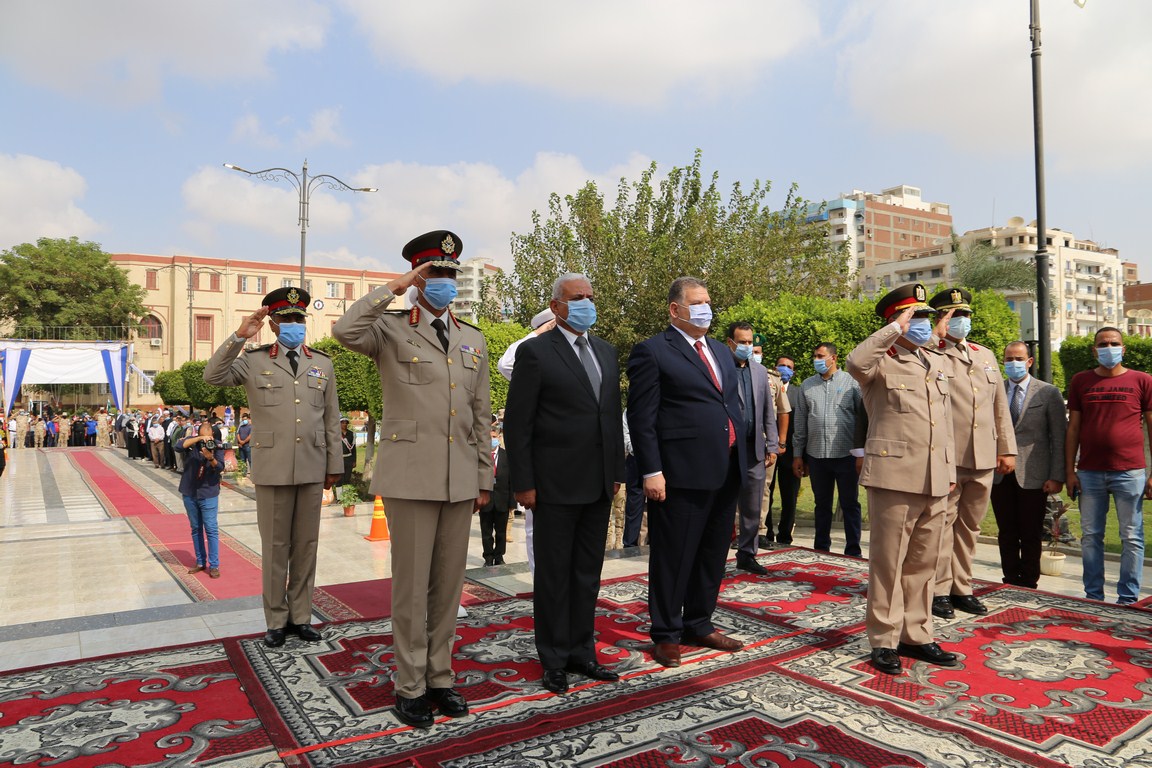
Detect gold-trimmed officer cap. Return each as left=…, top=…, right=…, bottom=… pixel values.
left=262, top=286, right=310, bottom=316
left=402, top=230, right=464, bottom=271
left=929, top=287, right=972, bottom=313
left=875, top=283, right=930, bottom=321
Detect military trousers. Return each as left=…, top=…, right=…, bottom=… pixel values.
left=865, top=486, right=947, bottom=649
left=255, top=483, right=324, bottom=629
left=934, top=466, right=994, bottom=598
left=384, top=497, right=473, bottom=698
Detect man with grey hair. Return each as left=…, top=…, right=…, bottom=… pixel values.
left=505, top=272, right=625, bottom=693
left=627, top=276, right=748, bottom=668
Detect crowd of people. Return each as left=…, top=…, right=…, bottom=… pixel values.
left=5, top=408, right=112, bottom=448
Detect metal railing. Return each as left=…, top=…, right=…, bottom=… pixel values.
left=8, top=325, right=135, bottom=341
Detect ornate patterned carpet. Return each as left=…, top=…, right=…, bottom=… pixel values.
left=3, top=549, right=1150, bottom=767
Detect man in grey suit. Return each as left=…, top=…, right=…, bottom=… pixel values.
left=726, top=322, right=779, bottom=574
left=990, top=341, right=1067, bottom=588
left=204, top=286, right=343, bottom=648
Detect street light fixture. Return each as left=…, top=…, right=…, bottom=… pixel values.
left=222, top=160, right=377, bottom=286
left=153, top=260, right=225, bottom=363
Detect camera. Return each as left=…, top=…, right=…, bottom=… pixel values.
left=202, top=439, right=216, bottom=451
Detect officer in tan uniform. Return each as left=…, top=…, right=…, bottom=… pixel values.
left=759, top=337, right=792, bottom=547
left=204, top=286, right=343, bottom=647
left=846, top=283, right=957, bottom=675
left=927, top=288, right=1016, bottom=619
left=333, top=230, right=492, bottom=730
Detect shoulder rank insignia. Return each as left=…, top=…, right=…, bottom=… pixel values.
left=886, top=347, right=898, bottom=357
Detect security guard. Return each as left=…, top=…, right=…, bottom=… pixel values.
left=845, top=283, right=957, bottom=675
left=333, top=230, right=492, bottom=730
left=204, top=286, right=343, bottom=647
left=927, top=288, right=1016, bottom=619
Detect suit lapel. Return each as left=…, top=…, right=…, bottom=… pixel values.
left=550, top=329, right=598, bottom=402
left=664, top=328, right=721, bottom=395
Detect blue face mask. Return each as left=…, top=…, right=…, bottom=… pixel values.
left=561, top=298, right=597, bottom=333
left=948, top=316, right=972, bottom=339
left=904, top=318, right=933, bottom=346
left=813, top=358, right=829, bottom=375
left=276, top=322, right=306, bottom=348
left=1004, top=360, right=1029, bottom=382
left=422, top=278, right=458, bottom=310
left=1096, top=346, right=1123, bottom=369
left=491, top=437, right=500, bottom=449
left=776, top=365, right=794, bottom=383
left=733, top=343, right=753, bottom=361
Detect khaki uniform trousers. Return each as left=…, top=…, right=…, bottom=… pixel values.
left=255, top=483, right=324, bottom=629
left=934, top=466, right=994, bottom=598
left=385, top=497, right=473, bottom=698
left=866, top=486, right=947, bottom=649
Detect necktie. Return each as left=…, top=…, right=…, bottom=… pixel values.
left=1010, top=383, right=1024, bottom=425
left=695, top=341, right=735, bottom=449
left=286, top=349, right=299, bottom=376
left=431, top=318, right=449, bottom=353
left=575, top=335, right=601, bottom=401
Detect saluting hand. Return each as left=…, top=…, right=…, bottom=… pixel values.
left=235, top=306, right=270, bottom=339
left=934, top=308, right=955, bottom=340
left=894, top=307, right=915, bottom=334
left=385, top=262, right=434, bottom=296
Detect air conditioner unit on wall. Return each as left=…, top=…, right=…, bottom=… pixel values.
left=149, top=338, right=162, bottom=348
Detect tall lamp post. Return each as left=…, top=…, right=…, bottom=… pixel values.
left=1030, top=0, right=1053, bottom=382
left=222, top=160, right=377, bottom=286
left=154, top=260, right=224, bottom=363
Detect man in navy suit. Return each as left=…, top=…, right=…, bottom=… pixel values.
left=627, top=276, right=748, bottom=668
left=505, top=273, right=625, bottom=694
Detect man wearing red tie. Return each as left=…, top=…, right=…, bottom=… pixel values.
left=627, top=276, right=748, bottom=668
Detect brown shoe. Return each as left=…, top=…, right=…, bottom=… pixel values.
left=684, top=631, right=744, bottom=652
left=652, top=642, right=681, bottom=668
left=208, top=567, right=221, bottom=578
left=187, top=565, right=204, bottom=574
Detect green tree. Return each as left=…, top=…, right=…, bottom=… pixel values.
left=1057, top=331, right=1152, bottom=395
left=151, top=370, right=190, bottom=406
left=482, top=150, right=850, bottom=370
left=179, top=360, right=246, bottom=412
left=952, top=236, right=1036, bottom=295
left=310, top=336, right=383, bottom=479
left=0, top=237, right=148, bottom=337
left=967, top=291, right=1022, bottom=362
left=475, top=318, right=529, bottom=413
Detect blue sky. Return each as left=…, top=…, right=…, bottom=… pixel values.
left=1, top=1, right=1149, bottom=279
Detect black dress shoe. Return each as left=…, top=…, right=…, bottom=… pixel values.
left=565, top=660, right=620, bottom=681
left=394, top=694, right=434, bottom=729
left=289, top=623, right=323, bottom=642
left=425, top=687, right=468, bottom=717
left=483, top=557, right=494, bottom=566
left=931, top=596, right=955, bottom=619
left=736, top=555, right=768, bottom=575
left=264, top=628, right=286, bottom=648
left=541, top=668, right=569, bottom=693
left=494, top=557, right=505, bottom=565
left=870, top=647, right=901, bottom=675
left=897, top=642, right=958, bottom=666
left=757, top=535, right=774, bottom=549
left=949, top=594, right=988, bottom=615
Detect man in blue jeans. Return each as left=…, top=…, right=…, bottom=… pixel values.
left=1065, top=326, right=1152, bottom=605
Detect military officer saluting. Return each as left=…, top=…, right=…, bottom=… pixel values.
left=204, top=286, right=343, bottom=647
left=927, top=288, right=1016, bottom=620
left=845, top=283, right=957, bottom=676
left=333, top=230, right=492, bottom=730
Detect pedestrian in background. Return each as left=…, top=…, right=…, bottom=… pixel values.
left=178, top=420, right=225, bottom=579
left=478, top=418, right=511, bottom=566
left=765, top=356, right=801, bottom=546
left=236, top=413, right=252, bottom=474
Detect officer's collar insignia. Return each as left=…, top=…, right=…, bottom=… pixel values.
left=441, top=234, right=456, bottom=255
left=950, top=289, right=962, bottom=304
left=915, top=285, right=926, bottom=301
left=886, top=347, right=898, bottom=357
left=409, top=306, right=420, bottom=326
left=269, top=343, right=279, bottom=358
left=448, top=311, right=461, bottom=329
left=937, top=339, right=946, bottom=349
left=301, top=344, right=313, bottom=359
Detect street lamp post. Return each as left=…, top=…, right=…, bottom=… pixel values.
left=155, top=260, right=224, bottom=363
left=222, top=160, right=377, bottom=286
left=1030, top=0, right=1052, bottom=382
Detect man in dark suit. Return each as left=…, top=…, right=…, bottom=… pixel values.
left=478, top=418, right=512, bottom=566
left=726, top=322, right=779, bottom=574
left=627, top=276, right=748, bottom=669
left=990, top=341, right=1067, bottom=588
left=505, top=273, right=625, bottom=694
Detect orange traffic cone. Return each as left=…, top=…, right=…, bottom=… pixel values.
left=364, top=496, right=390, bottom=541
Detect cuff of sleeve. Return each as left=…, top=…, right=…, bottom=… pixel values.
left=642, top=471, right=663, bottom=480
left=850, top=449, right=865, bottom=458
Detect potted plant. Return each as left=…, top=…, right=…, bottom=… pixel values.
left=1040, top=497, right=1069, bottom=577
left=338, top=485, right=361, bottom=517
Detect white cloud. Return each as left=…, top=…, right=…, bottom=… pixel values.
left=835, top=0, right=1152, bottom=171
left=340, top=0, right=822, bottom=104
left=0, top=155, right=102, bottom=248
left=295, top=108, right=349, bottom=149
left=0, top=0, right=330, bottom=104
left=231, top=114, right=282, bottom=150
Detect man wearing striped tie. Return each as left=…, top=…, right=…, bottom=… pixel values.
left=989, top=342, right=1067, bottom=589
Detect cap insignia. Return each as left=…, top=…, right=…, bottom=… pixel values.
left=287, top=288, right=300, bottom=305
left=915, top=285, right=926, bottom=301
left=950, top=289, right=962, bottom=304
left=440, top=234, right=456, bottom=255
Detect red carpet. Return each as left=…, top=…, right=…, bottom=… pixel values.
left=5, top=550, right=1151, bottom=767
left=128, top=515, right=264, bottom=601
left=314, top=578, right=509, bottom=622
left=67, top=449, right=167, bottom=516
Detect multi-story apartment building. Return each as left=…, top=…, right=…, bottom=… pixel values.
left=453, top=257, right=499, bottom=320
left=1123, top=281, right=1152, bottom=337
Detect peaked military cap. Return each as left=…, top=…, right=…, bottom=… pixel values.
left=875, top=283, right=930, bottom=320
left=752, top=333, right=766, bottom=347
left=402, top=230, right=464, bottom=271
left=262, top=286, right=310, bottom=316
left=929, top=287, right=972, bottom=312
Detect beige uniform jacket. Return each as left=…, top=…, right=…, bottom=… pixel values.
left=846, top=322, right=956, bottom=497
left=934, top=338, right=1017, bottom=470
left=204, top=336, right=342, bottom=485
left=332, top=287, right=493, bottom=503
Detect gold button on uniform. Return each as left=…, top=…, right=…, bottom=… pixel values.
left=412, top=357, right=419, bottom=363
left=391, top=433, right=398, bottom=441
left=450, top=409, right=456, bottom=416
left=448, top=436, right=454, bottom=443
left=880, top=450, right=888, bottom=456
left=447, top=358, right=453, bottom=365
left=450, top=382, right=456, bottom=389
left=296, top=437, right=302, bottom=443
left=295, top=399, right=301, bottom=404
left=899, top=384, right=906, bottom=389
left=296, top=418, right=301, bottom=423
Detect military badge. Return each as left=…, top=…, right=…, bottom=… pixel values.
left=441, top=233, right=456, bottom=255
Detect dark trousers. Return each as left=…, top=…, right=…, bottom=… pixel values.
left=622, top=454, right=646, bottom=548
left=647, top=453, right=742, bottom=644
left=990, top=472, right=1046, bottom=589
left=478, top=504, right=509, bottom=562
left=808, top=455, right=863, bottom=557
left=532, top=497, right=612, bottom=670
left=769, top=446, right=801, bottom=544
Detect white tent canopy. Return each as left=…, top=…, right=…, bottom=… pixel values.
left=0, top=340, right=132, bottom=418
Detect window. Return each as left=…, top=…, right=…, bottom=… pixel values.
left=930, top=268, right=942, bottom=278
left=238, top=275, right=249, bottom=293
left=195, top=315, right=213, bottom=342
left=345, top=282, right=354, bottom=300
left=326, top=281, right=342, bottom=299
left=191, top=272, right=201, bottom=291
left=282, top=278, right=294, bottom=289
left=146, top=270, right=158, bottom=290
left=138, top=370, right=157, bottom=396
left=256, top=276, right=267, bottom=294
left=208, top=273, right=221, bottom=292
left=139, top=315, right=162, bottom=339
